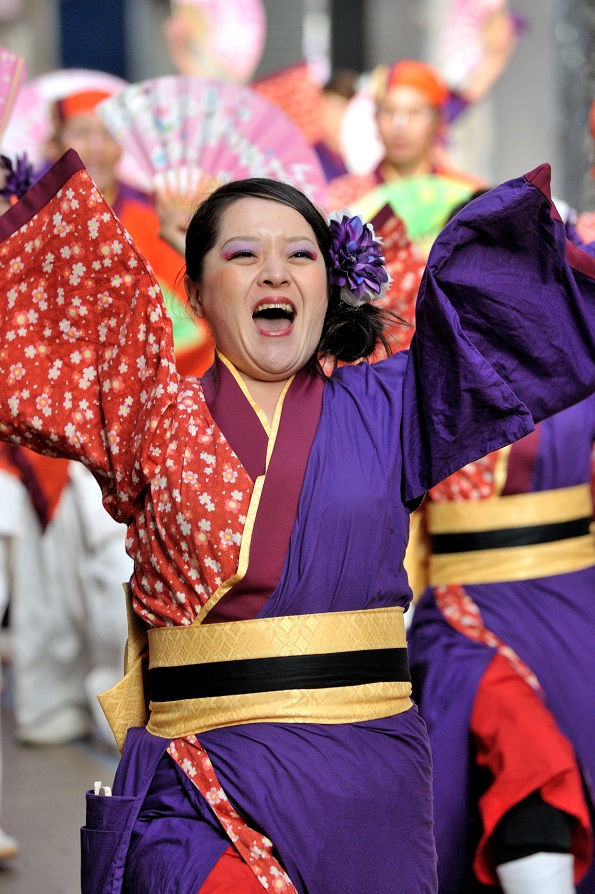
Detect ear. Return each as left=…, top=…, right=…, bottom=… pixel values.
left=184, top=274, right=205, bottom=318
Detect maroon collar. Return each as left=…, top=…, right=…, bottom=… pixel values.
left=201, top=355, right=269, bottom=482
left=202, top=360, right=326, bottom=623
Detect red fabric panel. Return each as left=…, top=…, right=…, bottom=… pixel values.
left=0, top=443, right=70, bottom=528
left=252, top=63, right=324, bottom=144
left=18, top=449, right=70, bottom=526
left=470, top=653, right=592, bottom=885
left=199, top=846, right=264, bottom=894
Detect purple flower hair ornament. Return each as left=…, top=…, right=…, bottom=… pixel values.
left=0, top=153, right=35, bottom=201
left=327, top=209, right=392, bottom=307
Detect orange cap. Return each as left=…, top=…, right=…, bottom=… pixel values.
left=52, top=89, right=112, bottom=125
left=377, top=61, right=448, bottom=110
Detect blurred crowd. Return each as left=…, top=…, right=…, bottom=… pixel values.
left=0, top=1, right=593, bottom=892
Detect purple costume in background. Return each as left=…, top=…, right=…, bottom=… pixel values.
left=0, top=153, right=594, bottom=894
left=312, top=141, right=349, bottom=181
left=408, top=396, right=595, bottom=892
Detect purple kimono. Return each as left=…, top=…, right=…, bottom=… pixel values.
left=0, top=152, right=594, bottom=894
left=408, top=395, right=595, bottom=893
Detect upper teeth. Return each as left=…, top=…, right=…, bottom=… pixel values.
left=255, top=303, right=294, bottom=313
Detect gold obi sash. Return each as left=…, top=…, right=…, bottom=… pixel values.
left=98, top=598, right=411, bottom=752
left=427, top=483, right=595, bottom=586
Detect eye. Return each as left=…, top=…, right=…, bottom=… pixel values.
left=229, top=249, right=256, bottom=259
left=290, top=249, right=317, bottom=259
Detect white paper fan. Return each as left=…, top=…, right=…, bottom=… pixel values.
left=0, top=47, right=26, bottom=143
left=96, top=76, right=328, bottom=207
left=340, top=71, right=385, bottom=177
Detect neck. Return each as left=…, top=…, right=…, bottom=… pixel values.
left=240, top=374, right=290, bottom=427
left=380, top=156, right=434, bottom=181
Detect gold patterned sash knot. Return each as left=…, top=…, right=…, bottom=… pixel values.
left=98, top=603, right=411, bottom=751
left=427, top=484, right=594, bottom=586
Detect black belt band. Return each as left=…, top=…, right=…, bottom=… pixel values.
left=149, top=647, right=410, bottom=701
left=430, top=516, right=591, bottom=554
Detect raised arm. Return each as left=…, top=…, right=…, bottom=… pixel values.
left=402, top=164, right=595, bottom=502
left=0, top=150, right=180, bottom=522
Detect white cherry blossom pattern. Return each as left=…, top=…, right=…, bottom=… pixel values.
left=168, top=736, right=298, bottom=893
left=0, top=164, right=298, bottom=882
left=0, top=165, right=253, bottom=628
left=429, top=452, right=497, bottom=502
left=435, top=584, right=543, bottom=695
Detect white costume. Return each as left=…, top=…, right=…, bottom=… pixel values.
left=5, top=463, right=131, bottom=746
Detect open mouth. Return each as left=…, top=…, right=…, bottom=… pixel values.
left=252, top=302, right=296, bottom=333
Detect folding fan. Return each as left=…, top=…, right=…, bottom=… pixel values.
left=252, top=62, right=324, bottom=145
left=352, top=175, right=475, bottom=257
left=166, top=0, right=266, bottom=84
left=437, top=0, right=510, bottom=89
left=96, top=75, right=328, bottom=208
left=0, top=47, right=26, bottom=144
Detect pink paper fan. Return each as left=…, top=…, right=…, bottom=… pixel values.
left=96, top=75, right=328, bottom=207
left=169, top=0, right=266, bottom=83
left=438, top=0, right=508, bottom=88
left=0, top=47, right=26, bottom=143
left=0, top=68, right=149, bottom=189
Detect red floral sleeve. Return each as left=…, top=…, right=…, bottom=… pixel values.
left=0, top=150, right=180, bottom=522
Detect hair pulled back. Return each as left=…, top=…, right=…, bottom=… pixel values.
left=184, top=177, right=395, bottom=366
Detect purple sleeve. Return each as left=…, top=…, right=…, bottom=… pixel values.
left=401, top=164, right=595, bottom=502
left=443, top=90, right=469, bottom=125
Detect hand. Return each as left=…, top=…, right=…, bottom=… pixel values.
left=155, top=173, right=221, bottom=257
left=482, top=10, right=518, bottom=60
left=154, top=188, right=190, bottom=257
left=461, top=10, right=518, bottom=104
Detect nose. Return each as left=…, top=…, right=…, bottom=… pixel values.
left=390, top=109, right=410, bottom=131
left=258, top=254, right=290, bottom=287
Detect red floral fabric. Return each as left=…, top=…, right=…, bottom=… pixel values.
left=0, top=164, right=293, bottom=890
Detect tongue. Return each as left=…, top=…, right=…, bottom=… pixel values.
left=254, top=316, right=292, bottom=333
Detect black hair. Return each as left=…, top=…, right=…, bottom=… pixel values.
left=184, top=177, right=393, bottom=366
left=322, top=69, right=359, bottom=101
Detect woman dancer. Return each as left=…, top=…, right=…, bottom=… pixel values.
left=0, top=149, right=593, bottom=893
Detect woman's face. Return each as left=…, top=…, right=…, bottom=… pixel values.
left=185, top=197, right=329, bottom=383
